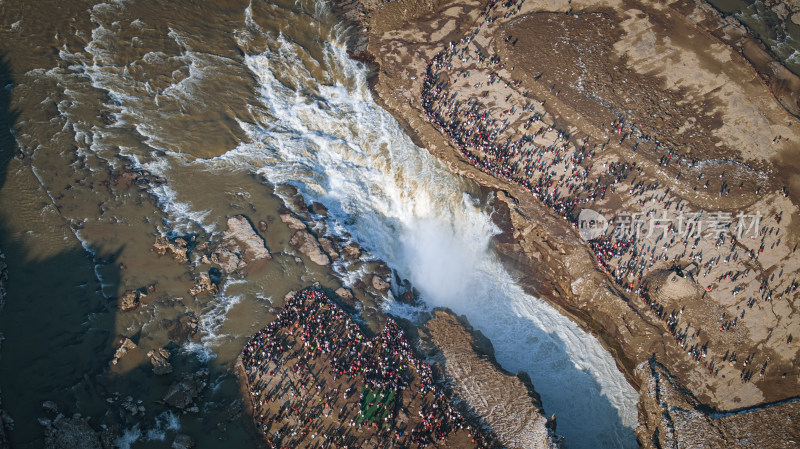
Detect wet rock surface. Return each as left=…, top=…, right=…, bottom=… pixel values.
left=38, top=402, right=113, bottom=449
left=189, top=272, right=217, bottom=297
left=116, top=290, right=141, bottom=312
left=165, top=313, right=199, bottom=344
left=288, top=230, right=330, bottom=266
left=110, top=337, right=137, bottom=366
left=153, top=236, right=189, bottom=264
left=162, top=369, right=208, bottom=411
left=279, top=210, right=308, bottom=231
left=147, top=347, right=173, bottom=375
left=342, top=242, right=362, bottom=259
left=636, top=358, right=800, bottom=448
left=418, top=310, right=563, bottom=448
left=211, top=215, right=271, bottom=273
left=171, top=433, right=195, bottom=449
left=370, top=274, right=390, bottom=291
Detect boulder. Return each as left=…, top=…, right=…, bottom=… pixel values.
left=343, top=242, right=362, bottom=259
left=279, top=211, right=308, bottom=231
left=221, top=215, right=271, bottom=262
left=163, top=369, right=208, bottom=410
left=211, top=216, right=271, bottom=273
left=335, top=287, right=354, bottom=301
left=166, top=313, right=199, bottom=343
left=111, top=338, right=137, bottom=365
left=189, top=273, right=217, bottom=296
left=153, top=236, right=189, bottom=264
left=371, top=275, right=390, bottom=291
left=310, top=202, right=328, bottom=217
left=147, top=347, right=173, bottom=375
left=117, top=290, right=140, bottom=312
left=210, top=248, right=242, bottom=273
left=120, top=397, right=145, bottom=416
left=318, top=237, right=340, bottom=260
left=257, top=220, right=268, bottom=233
left=289, top=231, right=330, bottom=266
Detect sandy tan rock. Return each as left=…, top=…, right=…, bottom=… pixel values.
left=279, top=211, right=308, bottom=231
left=335, top=287, right=354, bottom=301
left=153, top=236, right=189, bottom=264
left=420, top=310, right=563, bottom=448
left=147, top=347, right=172, bottom=375
left=370, top=275, right=390, bottom=291
left=222, top=215, right=271, bottom=261
left=318, top=237, right=339, bottom=260
left=189, top=273, right=217, bottom=296
left=289, top=230, right=330, bottom=265
left=212, top=215, right=271, bottom=273
left=117, top=290, right=140, bottom=312
left=111, top=337, right=137, bottom=365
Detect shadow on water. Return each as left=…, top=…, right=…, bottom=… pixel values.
left=0, top=231, right=260, bottom=448
left=0, top=48, right=120, bottom=447
left=0, top=237, right=120, bottom=447
left=0, top=51, right=19, bottom=192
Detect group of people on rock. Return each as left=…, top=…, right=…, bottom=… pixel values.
left=419, top=0, right=795, bottom=388
left=242, top=289, right=495, bottom=448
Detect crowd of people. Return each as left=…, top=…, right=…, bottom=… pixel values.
left=419, top=0, right=795, bottom=386
left=241, top=288, right=496, bottom=448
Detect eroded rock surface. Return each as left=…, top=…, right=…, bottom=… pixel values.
left=39, top=402, right=113, bottom=449
left=111, top=337, right=137, bottom=365
left=147, top=347, right=172, bottom=375
left=153, top=236, right=189, bottom=264
left=636, top=358, right=800, bottom=449
left=163, top=369, right=208, bottom=410
left=212, top=215, right=271, bottom=273
left=189, top=273, right=217, bottom=297
left=116, top=290, right=141, bottom=312
left=289, top=230, right=330, bottom=266
left=419, top=310, right=563, bottom=449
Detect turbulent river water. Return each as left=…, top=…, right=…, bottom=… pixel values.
left=0, top=0, right=640, bottom=448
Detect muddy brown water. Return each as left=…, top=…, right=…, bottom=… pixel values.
left=0, top=1, right=351, bottom=447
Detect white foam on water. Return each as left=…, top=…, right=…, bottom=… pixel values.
left=183, top=279, right=246, bottom=361
left=145, top=410, right=181, bottom=441
left=43, top=0, right=225, bottom=235
left=200, top=7, right=641, bottom=447
left=114, top=425, right=142, bottom=449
